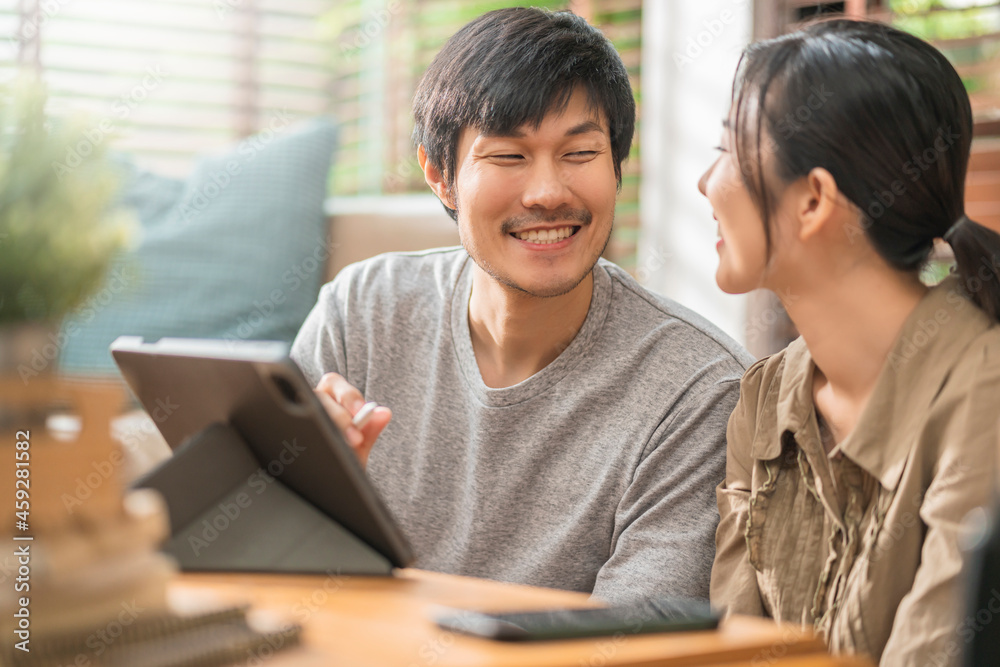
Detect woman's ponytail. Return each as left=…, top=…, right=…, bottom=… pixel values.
left=946, top=216, right=1000, bottom=322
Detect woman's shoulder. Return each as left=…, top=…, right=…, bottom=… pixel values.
left=945, top=322, right=1000, bottom=389
left=920, top=322, right=1000, bottom=467
left=943, top=324, right=1000, bottom=412
left=727, top=338, right=807, bottom=458
left=971, top=322, right=1000, bottom=365
left=738, top=337, right=806, bottom=402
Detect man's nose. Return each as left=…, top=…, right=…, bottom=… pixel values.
left=521, top=158, right=573, bottom=210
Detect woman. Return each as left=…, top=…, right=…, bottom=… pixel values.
left=700, top=19, right=1000, bottom=665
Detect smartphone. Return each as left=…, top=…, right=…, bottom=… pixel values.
left=432, top=596, right=719, bottom=642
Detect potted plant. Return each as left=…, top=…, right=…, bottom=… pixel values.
left=0, top=76, right=132, bottom=381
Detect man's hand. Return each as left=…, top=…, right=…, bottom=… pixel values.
left=314, top=373, right=392, bottom=468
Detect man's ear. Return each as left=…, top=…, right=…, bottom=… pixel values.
left=797, top=167, right=840, bottom=242
left=418, top=145, right=456, bottom=210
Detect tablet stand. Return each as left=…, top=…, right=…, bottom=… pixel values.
left=133, top=423, right=393, bottom=575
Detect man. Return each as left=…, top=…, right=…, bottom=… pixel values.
left=292, top=7, right=752, bottom=603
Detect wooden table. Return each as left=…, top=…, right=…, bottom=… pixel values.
left=169, top=569, right=871, bottom=667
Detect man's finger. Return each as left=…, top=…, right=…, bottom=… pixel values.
left=313, top=388, right=364, bottom=447
left=360, top=406, right=392, bottom=443
left=321, top=373, right=365, bottom=413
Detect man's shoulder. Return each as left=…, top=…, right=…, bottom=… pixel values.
left=324, top=246, right=468, bottom=301
left=597, top=259, right=755, bottom=373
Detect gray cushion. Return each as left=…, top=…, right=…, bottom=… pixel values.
left=59, top=118, right=337, bottom=375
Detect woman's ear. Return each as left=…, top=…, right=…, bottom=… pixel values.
left=418, top=145, right=456, bottom=210
left=797, top=167, right=841, bottom=242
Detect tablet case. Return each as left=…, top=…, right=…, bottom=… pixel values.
left=112, top=337, right=413, bottom=576
left=133, top=423, right=393, bottom=574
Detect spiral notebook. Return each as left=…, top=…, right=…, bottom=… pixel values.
left=2, top=605, right=301, bottom=667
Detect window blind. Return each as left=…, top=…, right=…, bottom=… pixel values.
left=885, top=0, right=1000, bottom=232
left=2, top=0, right=642, bottom=266
left=1, top=0, right=336, bottom=177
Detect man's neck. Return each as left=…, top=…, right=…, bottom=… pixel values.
left=468, top=265, right=594, bottom=388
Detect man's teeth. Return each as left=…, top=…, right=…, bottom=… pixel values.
left=514, top=226, right=575, bottom=243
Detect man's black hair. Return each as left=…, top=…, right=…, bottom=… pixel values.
left=412, top=7, right=636, bottom=220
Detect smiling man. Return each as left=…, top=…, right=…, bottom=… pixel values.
left=292, top=7, right=752, bottom=603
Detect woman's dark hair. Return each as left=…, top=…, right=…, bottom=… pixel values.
left=732, top=18, right=1000, bottom=321
left=412, top=7, right=636, bottom=221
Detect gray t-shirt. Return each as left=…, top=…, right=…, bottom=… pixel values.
left=291, top=247, right=752, bottom=602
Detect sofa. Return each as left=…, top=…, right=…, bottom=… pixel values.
left=55, top=118, right=459, bottom=481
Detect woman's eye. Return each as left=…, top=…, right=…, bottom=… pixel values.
left=567, top=151, right=597, bottom=158
left=713, top=145, right=728, bottom=153
left=492, top=154, right=522, bottom=160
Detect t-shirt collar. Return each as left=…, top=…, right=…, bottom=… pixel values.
left=449, top=252, right=613, bottom=407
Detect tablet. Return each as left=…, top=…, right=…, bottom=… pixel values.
left=111, top=336, right=414, bottom=571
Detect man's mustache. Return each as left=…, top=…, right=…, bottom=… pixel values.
left=501, top=208, right=592, bottom=233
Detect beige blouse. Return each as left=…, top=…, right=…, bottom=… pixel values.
left=711, top=277, right=1000, bottom=666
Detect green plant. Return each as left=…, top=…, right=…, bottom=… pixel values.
left=0, top=77, right=132, bottom=325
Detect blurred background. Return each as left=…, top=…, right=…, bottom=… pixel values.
left=1, top=0, right=998, bottom=358
left=1, top=4, right=995, bottom=659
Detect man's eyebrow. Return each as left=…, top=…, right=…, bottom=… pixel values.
left=479, top=119, right=606, bottom=140
left=481, top=128, right=527, bottom=139
left=565, top=120, right=605, bottom=136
